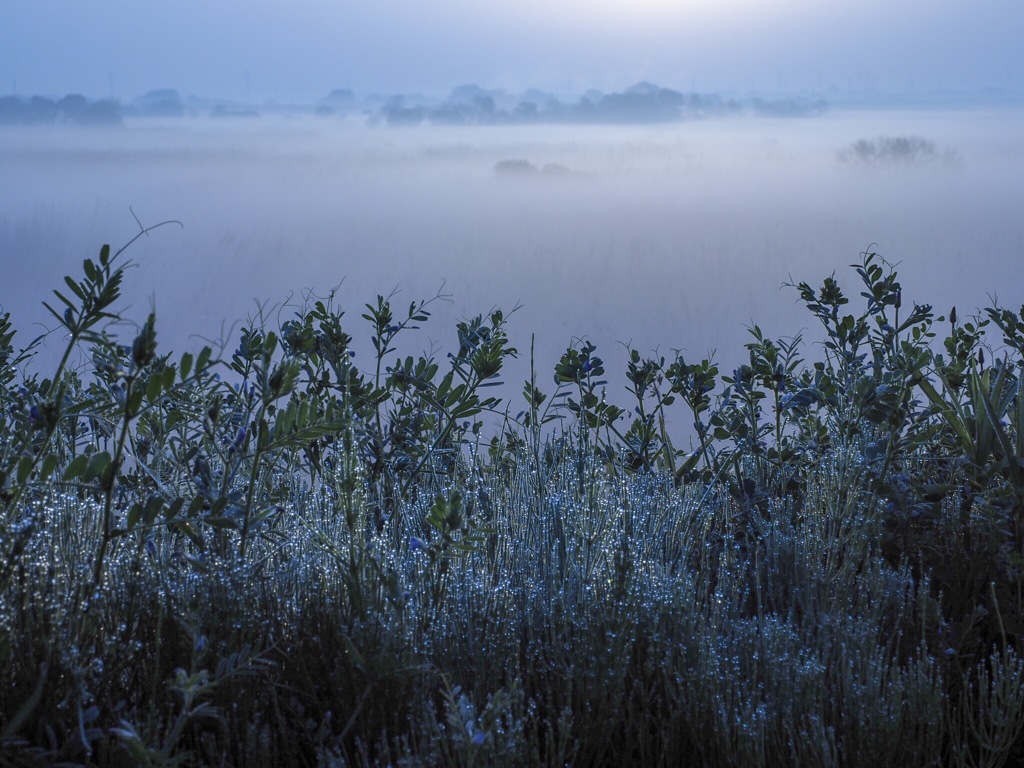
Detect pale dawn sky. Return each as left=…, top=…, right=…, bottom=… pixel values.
left=2, top=0, right=1020, bottom=101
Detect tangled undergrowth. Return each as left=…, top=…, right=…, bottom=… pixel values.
left=2, top=234, right=1024, bottom=766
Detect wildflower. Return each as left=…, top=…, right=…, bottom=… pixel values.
left=28, top=405, right=42, bottom=426
left=410, top=536, right=425, bottom=552
left=472, top=731, right=486, bottom=746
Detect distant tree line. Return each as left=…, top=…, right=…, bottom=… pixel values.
left=0, top=83, right=830, bottom=128
left=375, top=82, right=828, bottom=127
left=0, top=93, right=122, bottom=125
left=0, top=89, right=252, bottom=124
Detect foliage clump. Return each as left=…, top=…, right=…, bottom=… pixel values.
left=3, top=238, right=1024, bottom=766
left=839, top=135, right=958, bottom=166
left=494, top=159, right=576, bottom=177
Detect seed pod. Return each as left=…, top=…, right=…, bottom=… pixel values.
left=132, top=313, right=158, bottom=369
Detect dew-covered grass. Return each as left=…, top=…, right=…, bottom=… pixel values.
left=3, top=242, right=1024, bottom=765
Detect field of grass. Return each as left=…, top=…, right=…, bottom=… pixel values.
left=3, top=235, right=1024, bottom=766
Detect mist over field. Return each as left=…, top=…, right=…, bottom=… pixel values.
left=2, top=109, right=1023, bottom=433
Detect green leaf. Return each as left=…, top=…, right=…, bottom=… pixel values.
left=16, top=456, right=33, bottom=485
left=256, top=418, right=270, bottom=451
left=63, top=454, right=89, bottom=481
left=147, top=374, right=164, bottom=404
left=99, top=459, right=117, bottom=491
left=196, top=346, right=212, bottom=374
left=166, top=497, right=185, bottom=519
left=86, top=451, right=112, bottom=481
left=919, top=377, right=973, bottom=455
left=63, top=275, right=86, bottom=301
left=274, top=402, right=296, bottom=438
left=179, top=352, right=193, bottom=381
left=144, top=495, right=164, bottom=525
left=127, top=503, right=143, bottom=530
left=162, top=364, right=176, bottom=392
left=48, top=291, right=78, bottom=312
left=978, top=381, right=1021, bottom=488
left=39, top=454, right=58, bottom=482
left=127, top=387, right=145, bottom=418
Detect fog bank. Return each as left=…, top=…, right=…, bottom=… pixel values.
left=2, top=109, right=1022, bottom=436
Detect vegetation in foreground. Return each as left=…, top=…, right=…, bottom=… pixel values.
left=3, top=234, right=1024, bottom=766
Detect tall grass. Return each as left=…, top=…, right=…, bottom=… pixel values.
left=2, top=239, right=1024, bottom=766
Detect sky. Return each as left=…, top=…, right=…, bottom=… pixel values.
left=1, top=0, right=1022, bottom=101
